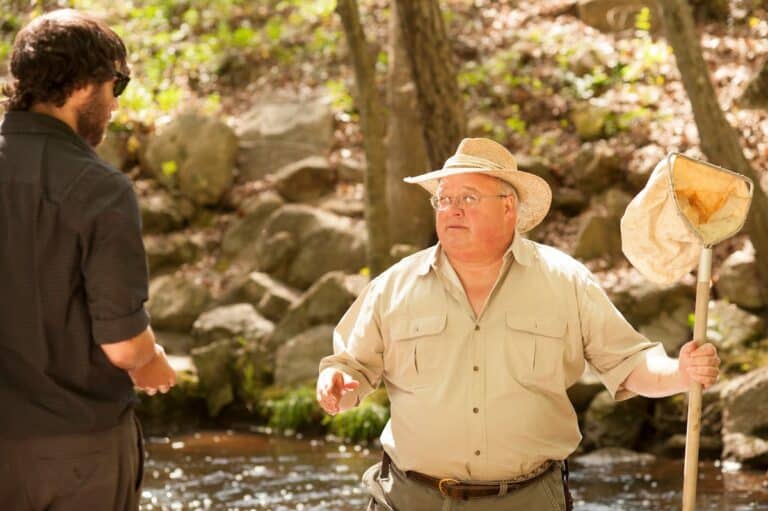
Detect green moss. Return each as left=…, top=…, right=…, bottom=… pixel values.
left=261, top=385, right=324, bottom=433
left=324, top=387, right=390, bottom=442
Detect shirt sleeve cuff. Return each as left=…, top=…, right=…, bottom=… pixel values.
left=92, top=307, right=150, bottom=344
left=597, top=343, right=665, bottom=401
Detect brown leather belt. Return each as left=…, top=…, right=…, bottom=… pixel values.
left=383, top=452, right=557, bottom=500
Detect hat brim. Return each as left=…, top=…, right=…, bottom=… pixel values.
left=403, top=166, right=552, bottom=233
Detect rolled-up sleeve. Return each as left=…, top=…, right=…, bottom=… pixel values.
left=577, top=272, right=663, bottom=400
left=80, top=182, right=150, bottom=344
left=319, top=280, right=385, bottom=409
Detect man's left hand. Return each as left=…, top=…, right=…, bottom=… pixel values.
left=678, top=340, right=720, bottom=389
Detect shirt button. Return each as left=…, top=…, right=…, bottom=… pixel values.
left=474, top=325, right=480, bottom=331
left=473, top=366, right=479, bottom=372
left=473, top=407, right=479, bottom=413
left=475, top=450, right=481, bottom=456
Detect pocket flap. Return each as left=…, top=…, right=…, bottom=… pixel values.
left=391, top=314, right=447, bottom=341
left=505, top=314, right=566, bottom=338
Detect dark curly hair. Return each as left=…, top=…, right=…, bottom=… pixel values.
left=2, top=9, right=127, bottom=111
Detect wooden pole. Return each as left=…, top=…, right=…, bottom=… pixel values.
left=682, top=247, right=712, bottom=511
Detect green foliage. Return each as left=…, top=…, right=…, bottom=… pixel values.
left=262, top=386, right=324, bottom=433
left=323, top=387, right=390, bottom=442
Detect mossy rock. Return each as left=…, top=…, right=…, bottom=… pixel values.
left=135, top=370, right=207, bottom=435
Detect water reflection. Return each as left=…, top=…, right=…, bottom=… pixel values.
left=140, top=431, right=768, bottom=510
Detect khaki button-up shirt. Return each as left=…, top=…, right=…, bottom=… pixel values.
left=319, top=234, right=662, bottom=481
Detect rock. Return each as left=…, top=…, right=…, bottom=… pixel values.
left=722, top=367, right=768, bottom=467
left=467, top=113, right=497, bottom=137
left=715, top=242, right=766, bottom=310
left=239, top=190, right=285, bottom=216
left=219, top=271, right=300, bottom=322
left=255, top=205, right=367, bottom=289
left=142, top=111, right=238, bottom=205
left=96, top=129, right=130, bottom=171
left=572, top=212, right=621, bottom=261
left=605, top=268, right=695, bottom=326
left=572, top=447, right=656, bottom=466
left=572, top=141, right=621, bottom=193
left=516, top=154, right=557, bottom=187
left=707, top=300, right=765, bottom=351
left=139, top=186, right=193, bottom=234
left=582, top=390, right=651, bottom=449
left=651, top=383, right=723, bottom=455
left=571, top=103, right=612, bottom=141
left=235, top=96, right=334, bottom=181
left=144, top=233, right=201, bottom=274
left=148, top=274, right=212, bottom=331
left=663, top=434, right=723, bottom=456
left=191, top=339, right=237, bottom=417
left=274, top=325, right=335, bottom=386
left=192, top=303, right=274, bottom=347
left=221, top=193, right=284, bottom=258
left=316, top=195, right=365, bottom=219
left=567, top=366, right=604, bottom=413
left=233, top=342, right=272, bottom=411
left=390, top=244, right=421, bottom=262
left=578, top=0, right=662, bottom=32
left=553, top=187, right=589, bottom=213
left=337, top=158, right=365, bottom=183
left=135, top=364, right=207, bottom=435
left=638, top=304, right=691, bottom=355
left=154, top=330, right=195, bottom=355
left=266, top=271, right=368, bottom=353
left=273, top=156, right=337, bottom=202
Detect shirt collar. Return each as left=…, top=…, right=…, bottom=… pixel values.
left=416, top=231, right=534, bottom=277
left=1, top=110, right=92, bottom=153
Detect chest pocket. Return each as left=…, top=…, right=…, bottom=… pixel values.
left=505, top=314, right=567, bottom=387
left=386, top=313, right=447, bottom=390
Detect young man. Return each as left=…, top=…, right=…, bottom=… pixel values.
left=316, top=138, right=720, bottom=510
left=0, top=9, right=175, bottom=510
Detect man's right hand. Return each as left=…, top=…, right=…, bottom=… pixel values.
left=128, top=344, right=176, bottom=396
left=316, top=368, right=360, bottom=415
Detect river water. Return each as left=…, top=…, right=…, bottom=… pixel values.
left=139, top=431, right=768, bottom=511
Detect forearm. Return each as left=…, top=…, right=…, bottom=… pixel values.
left=622, top=349, right=688, bottom=398
left=100, top=326, right=158, bottom=370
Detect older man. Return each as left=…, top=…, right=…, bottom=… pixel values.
left=316, top=138, right=719, bottom=510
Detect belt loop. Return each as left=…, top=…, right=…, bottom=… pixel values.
left=497, top=481, right=508, bottom=497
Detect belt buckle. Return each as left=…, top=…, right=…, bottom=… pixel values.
left=438, top=477, right=460, bottom=497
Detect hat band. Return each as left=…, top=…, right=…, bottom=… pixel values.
left=444, top=153, right=506, bottom=170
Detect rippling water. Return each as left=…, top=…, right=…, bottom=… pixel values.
left=140, top=431, right=768, bottom=510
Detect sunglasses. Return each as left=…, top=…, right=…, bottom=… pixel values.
left=113, top=71, right=130, bottom=97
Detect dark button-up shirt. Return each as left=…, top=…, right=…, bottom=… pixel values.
left=0, top=111, right=150, bottom=437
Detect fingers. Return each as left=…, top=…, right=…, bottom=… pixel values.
left=686, top=366, right=719, bottom=387
left=316, top=370, right=359, bottom=415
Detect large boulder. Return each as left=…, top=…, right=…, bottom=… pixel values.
left=582, top=390, right=652, bottom=449
left=638, top=304, right=691, bottom=355
left=266, top=271, right=368, bottom=354
left=707, top=300, right=765, bottom=351
left=219, top=271, right=300, bottom=322
left=138, top=186, right=194, bottom=234
left=191, top=303, right=274, bottom=348
left=570, top=103, right=613, bottom=141
left=604, top=268, right=695, bottom=327
left=142, top=111, right=238, bottom=206
left=274, top=325, right=335, bottom=386
left=220, top=192, right=284, bottom=260
left=572, top=141, right=621, bottom=193
left=235, top=97, right=334, bottom=181
left=255, top=205, right=367, bottom=289
left=96, top=129, right=131, bottom=171
left=721, top=367, right=768, bottom=467
left=147, top=274, right=212, bottom=331
left=273, top=156, right=337, bottom=202
left=572, top=188, right=631, bottom=261
left=191, top=339, right=237, bottom=416
left=567, top=366, right=604, bottom=413
left=715, top=242, right=766, bottom=310
left=144, top=233, right=201, bottom=275
left=651, top=383, right=723, bottom=456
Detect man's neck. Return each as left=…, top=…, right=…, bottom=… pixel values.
left=30, top=103, right=77, bottom=133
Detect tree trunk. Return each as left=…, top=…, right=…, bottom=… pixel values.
left=336, top=0, right=391, bottom=277
left=661, top=0, right=768, bottom=294
left=394, top=0, right=466, bottom=169
left=386, top=0, right=435, bottom=248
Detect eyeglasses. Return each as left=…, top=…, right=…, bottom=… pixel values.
left=113, top=71, right=130, bottom=98
left=430, top=193, right=512, bottom=211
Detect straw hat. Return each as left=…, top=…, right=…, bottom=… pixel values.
left=403, top=138, right=552, bottom=233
